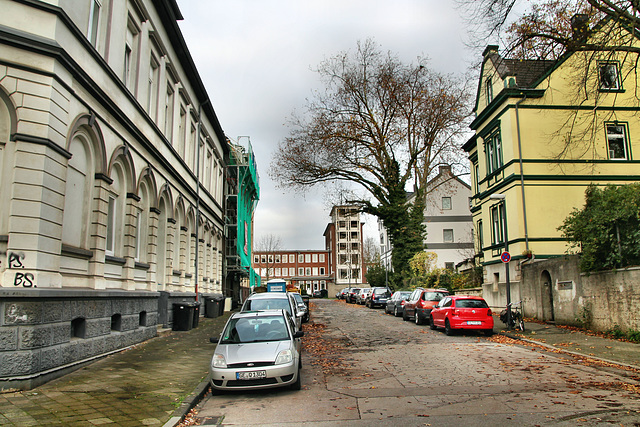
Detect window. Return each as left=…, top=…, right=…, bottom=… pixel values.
left=485, top=129, right=502, bottom=174
left=275, top=268, right=281, bottom=276
left=442, top=197, right=451, bottom=210
left=254, top=255, right=259, bottom=263
left=443, top=229, right=454, bottom=243
left=164, top=77, right=175, bottom=138
left=289, top=254, right=295, bottom=263
left=148, top=54, right=159, bottom=121
left=275, top=254, right=281, bottom=263
left=312, top=267, right=318, bottom=276
left=124, top=16, right=140, bottom=91
left=298, top=267, right=304, bottom=276
left=305, top=254, right=311, bottom=263
left=106, top=196, right=116, bottom=255
left=281, top=254, right=287, bottom=264
left=319, top=267, right=325, bottom=275
left=312, top=253, right=318, bottom=263
left=473, top=161, right=479, bottom=194
left=319, top=254, right=325, bottom=262
left=486, top=78, right=493, bottom=103
left=477, top=220, right=484, bottom=249
left=261, top=255, right=266, bottom=263
left=305, top=267, right=311, bottom=276
left=298, top=254, right=304, bottom=263
left=606, top=123, right=629, bottom=160
left=268, top=255, right=273, bottom=263
left=491, top=204, right=504, bottom=245
left=599, top=62, right=620, bottom=90
left=289, top=267, right=295, bottom=276
left=134, top=211, right=142, bottom=261
left=88, top=0, right=101, bottom=47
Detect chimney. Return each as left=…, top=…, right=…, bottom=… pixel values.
left=571, top=14, right=589, bottom=43
left=482, top=45, right=499, bottom=59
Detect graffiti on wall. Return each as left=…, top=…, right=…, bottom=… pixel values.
left=5, top=251, right=35, bottom=287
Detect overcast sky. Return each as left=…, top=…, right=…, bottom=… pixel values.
left=176, top=0, right=474, bottom=250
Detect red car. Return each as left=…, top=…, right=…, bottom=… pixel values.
left=402, top=288, right=449, bottom=325
left=430, top=295, right=493, bottom=336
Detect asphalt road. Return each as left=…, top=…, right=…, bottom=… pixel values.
left=193, top=299, right=640, bottom=426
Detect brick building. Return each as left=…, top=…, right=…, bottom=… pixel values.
left=253, top=250, right=332, bottom=295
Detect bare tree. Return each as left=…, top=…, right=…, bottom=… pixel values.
left=254, top=234, right=283, bottom=282
left=271, top=40, right=471, bottom=276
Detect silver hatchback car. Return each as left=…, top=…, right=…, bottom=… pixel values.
left=210, top=310, right=304, bottom=392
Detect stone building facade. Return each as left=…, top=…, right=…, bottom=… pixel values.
left=0, top=0, right=228, bottom=390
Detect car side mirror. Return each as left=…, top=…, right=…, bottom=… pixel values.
left=293, top=331, right=304, bottom=338
left=209, top=337, right=217, bottom=344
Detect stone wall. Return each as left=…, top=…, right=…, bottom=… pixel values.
left=0, top=288, right=158, bottom=391
left=521, top=256, right=640, bottom=332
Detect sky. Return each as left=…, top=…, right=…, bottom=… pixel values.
left=176, top=0, right=474, bottom=250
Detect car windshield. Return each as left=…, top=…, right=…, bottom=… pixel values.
left=220, top=315, right=290, bottom=344
left=455, top=299, right=489, bottom=308
left=424, top=292, right=447, bottom=301
left=244, top=298, right=292, bottom=315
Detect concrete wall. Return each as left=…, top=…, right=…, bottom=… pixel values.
left=521, top=256, right=640, bottom=332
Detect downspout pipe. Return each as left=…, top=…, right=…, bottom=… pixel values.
left=515, top=95, right=529, bottom=252
left=195, top=99, right=211, bottom=301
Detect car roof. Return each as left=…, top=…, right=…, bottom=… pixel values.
left=246, top=292, right=291, bottom=300
left=449, top=295, right=484, bottom=300
left=416, top=288, right=449, bottom=292
left=231, top=309, right=287, bottom=319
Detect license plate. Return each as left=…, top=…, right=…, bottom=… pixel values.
left=467, top=321, right=481, bottom=325
left=236, top=370, right=266, bottom=380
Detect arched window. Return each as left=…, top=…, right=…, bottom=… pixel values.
left=106, top=162, right=127, bottom=257
left=62, top=132, right=94, bottom=249
left=0, top=92, right=13, bottom=237
left=157, top=195, right=169, bottom=289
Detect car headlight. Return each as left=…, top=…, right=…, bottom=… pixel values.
left=212, top=353, right=227, bottom=368
left=275, top=349, right=293, bottom=365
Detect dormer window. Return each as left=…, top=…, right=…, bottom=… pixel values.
left=486, top=78, right=493, bottom=103
left=599, top=62, right=620, bottom=91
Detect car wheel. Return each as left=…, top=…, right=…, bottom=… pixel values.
left=290, top=372, right=302, bottom=390
left=415, top=311, right=423, bottom=325
left=445, top=319, right=454, bottom=336
left=394, top=306, right=400, bottom=317
left=430, top=316, right=437, bottom=330
left=484, top=329, right=493, bottom=337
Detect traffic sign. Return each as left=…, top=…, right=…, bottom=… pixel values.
left=501, top=251, right=511, bottom=263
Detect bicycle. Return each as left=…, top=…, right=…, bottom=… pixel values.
left=499, top=300, right=525, bottom=332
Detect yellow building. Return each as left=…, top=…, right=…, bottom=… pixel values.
left=463, top=22, right=640, bottom=308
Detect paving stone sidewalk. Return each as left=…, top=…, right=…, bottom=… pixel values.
left=0, top=313, right=230, bottom=427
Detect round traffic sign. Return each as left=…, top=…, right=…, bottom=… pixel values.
left=501, top=251, right=511, bottom=263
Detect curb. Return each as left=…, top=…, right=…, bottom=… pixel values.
left=498, top=331, right=640, bottom=372
left=163, top=377, right=212, bottom=427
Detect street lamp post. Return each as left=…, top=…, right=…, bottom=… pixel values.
left=490, top=193, right=511, bottom=329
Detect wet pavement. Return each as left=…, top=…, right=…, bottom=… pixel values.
left=0, top=301, right=637, bottom=426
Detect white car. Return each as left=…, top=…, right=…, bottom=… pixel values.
left=210, top=309, right=303, bottom=392
left=241, top=291, right=304, bottom=330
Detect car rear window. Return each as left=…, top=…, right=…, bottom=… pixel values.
left=423, top=292, right=447, bottom=301
left=245, top=298, right=292, bottom=314
left=373, top=288, right=387, bottom=295
left=455, top=299, right=489, bottom=308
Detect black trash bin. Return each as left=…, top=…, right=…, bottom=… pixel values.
left=205, top=296, right=219, bottom=318
left=192, top=302, right=201, bottom=328
left=172, top=302, right=195, bottom=331
left=215, top=295, right=225, bottom=316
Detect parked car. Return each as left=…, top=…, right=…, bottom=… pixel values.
left=292, top=293, right=309, bottom=323
left=385, top=291, right=411, bottom=316
left=241, top=291, right=304, bottom=330
left=337, top=288, right=349, bottom=299
left=209, top=309, right=304, bottom=392
left=356, top=288, right=372, bottom=305
left=430, top=295, right=494, bottom=336
left=345, top=288, right=361, bottom=304
left=403, top=288, right=449, bottom=325
left=313, top=289, right=328, bottom=298
left=365, top=287, right=391, bottom=308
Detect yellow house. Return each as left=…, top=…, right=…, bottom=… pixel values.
left=463, top=21, right=640, bottom=308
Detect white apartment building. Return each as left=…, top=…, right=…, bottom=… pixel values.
left=0, top=0, right=227, bottom=390
left=379, top=165, right=474, bottom=272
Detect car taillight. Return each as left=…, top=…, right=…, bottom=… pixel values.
left=452, top=309, right=459, bottom=316
left=487, top=308, right=492, bottom=316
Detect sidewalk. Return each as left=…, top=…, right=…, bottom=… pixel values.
left=498, top=319, right=639, bottom=371
left=1, top=312, right=637, bottom=427
left=0, top=313, right=231, bottom=427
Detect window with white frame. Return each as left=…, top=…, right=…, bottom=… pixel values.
left=289, top=267, right=295, bottom=276
left=87, top=0, right=101, bottom=47
left=312, top=267, right=318, bottom=276
left=443, top=229, right=454, bottom=243
left=124, top=15, right=140, bottom=92
left=275, top=268, right=281, bottom=276
left=320, top=267, right=325, bottom=275
left=312, top=253, right=318, bottom=263
left=305, top=267, right=311, bottom=276
left=298, top=254, right=304, bottom=263
left=319, top=253, right=325, bottom=262
left=599, top=62, right=620, bottom=90
left=491, top=204, right=504, bottom=245
left=106, top=196, right=116, bottom=255
left=606, top=123, right=629, bottom=160
left=289, top=254, right=295, bottom=263
left=164, top=76, right=175, bottom=139
left=298, top=267, right=304, bottom=276
left=485, top=129, right=502, bottom=174
left=442, top=197, right=452, bottom=210
left=305, top=253, right=311, bottom=263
